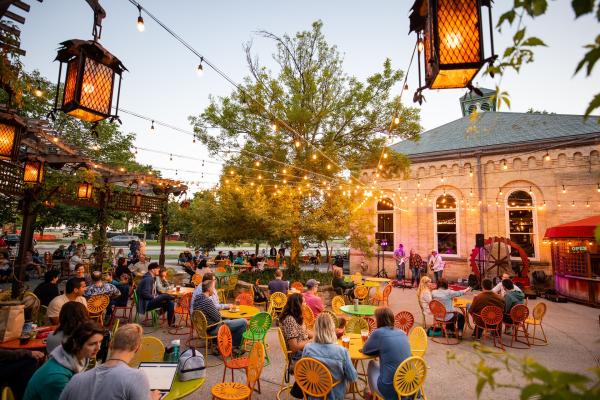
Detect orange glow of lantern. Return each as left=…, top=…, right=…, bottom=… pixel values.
left=23, top=160, right=45, bottom=184
left=0, top=112, right=25, bottom=161
left=77, top=182, right=93, bottom=200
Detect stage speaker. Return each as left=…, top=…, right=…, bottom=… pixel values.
left=475, top=234, right=485, bottom=248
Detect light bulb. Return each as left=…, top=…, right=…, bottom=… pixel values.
left=326, top=164, right=331, bottom=170
left=312, top=154, right=317, bottom=160
left=545, top=153, right=550, bottom=161
left=417, top=38, right=424, bottom=53
left=196, top=63, right=204, bottom=77
left=562, top=185, right=566, bottom=194
left=151, top=120, right=155, bottom=131
left=294, top=140, right=301, bottom=148
left=255, top=161, right=260, bottom=167
left=271, top=123, right=277, bottom=131
left=383, top=153, right=388, bottom=159
left=34, top=85, right=43, bottom=97
left=394, top=116, right=400, bottom=125
left=137, top=16, right=145, bottom=32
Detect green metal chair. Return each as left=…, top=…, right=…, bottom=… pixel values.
left=241, top=312, right=272, bottom=366
left=133, top=290, right=159, bottom=327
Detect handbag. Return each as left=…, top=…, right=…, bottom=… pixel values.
left=0, top=302, right=25, bottom=342
left=177, top=347, right=206, bottom=381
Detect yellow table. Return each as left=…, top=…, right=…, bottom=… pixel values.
left=364, top=277, right=390, bottom=297
left=220, top=305, right=260, bottom=320
left=163, top=376, right=205, bottom=400
left=165, top=287, right=194, bottom=298
left=337, top=333, right=375, bottom=399
left=453, top=297, right=474, bottom=330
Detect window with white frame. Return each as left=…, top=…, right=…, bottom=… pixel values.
left=435, top=194, right=458, bottom=255
left=376, top=198, right=394, bottom=252
left=506, top=190, right=536, bottom=258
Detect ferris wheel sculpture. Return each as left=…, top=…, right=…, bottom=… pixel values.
left=469, top=236, right=531, bottom=288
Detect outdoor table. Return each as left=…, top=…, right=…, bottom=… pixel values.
left=165, top=287, right=194, bottom=298
left=340, top=305, right=376, bottom=317
left=163, top=376, right=205, bottom=400
left=453, top=297, right=474, bottom=330
left=337, top=333, right=375, bottom=400
left=214, top=271, right=234, bottom=288
left=0, top=337, right=47, bottom=351
left=364, top=277, right=391, bottom=297
left=220, top=305, right=259, bottom=320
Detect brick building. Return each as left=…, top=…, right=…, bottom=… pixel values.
left=351, top=90, right=600, bottom=282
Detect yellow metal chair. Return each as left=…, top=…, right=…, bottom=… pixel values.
left=189, top=310, right=221, bottom=367
left=374, top=356, right=428, bottom=400
left=294, top=357, right=340, bottom=400
left=320, top=310, right=339, bottom=328
left=351, top=272, right=363, bottom=285
left=128, top=336, right=165, bottom=367
left=217, top=288, right=227, bottom=305
left=408, top=326, right=428, bottom=357
left=276, top=327, right=292, bottom=400
left=87, top=294, right=110, bottom=326
left=331, top=296, right=346, bottom=317
left=525, top=302, right=548, bottom=346
left=353, top=285, right=369, bottom=305
left=268, top=292, right=287, bottom=320
left=2, top=386, right=14, bottom=400
left=372, top=283, right=393, bottom=306
left=225, top=275, right=238, bottom=301
left=345, top=316, right=369, bottom=334
left=302, top=304, right=315, bottom=329
left=211, top=341, right=265, bottom=400
left=191, top=273, right=203, bottom=287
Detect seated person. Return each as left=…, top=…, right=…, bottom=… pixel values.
left=331, top=267, right=355, bottom=299
left=114, top=257, right=133, bottom=282
left=0, top=348, right=45, bottom=399
left=84, top=271, right=121, bottom=299
left=136, top=262, right=175, bottom=326
left=0, top=252, right=11, bottom=282
left=68, top=250, right=83, bottom=272
left=191, top=273, right=230, bottom=313
left=60, top=323, right=160, bottom=400
left=302, top=313, right=357, bottom=399
left=303, top=279, right=324, bottom=317
left=492, top=273, right=523, bottom=297
left=268, top=269, right=289, bottom=294
left=74, top=264, right=92, bottom=286
left=156, top=267, right=173, bottom=293
left=279, top=293, right=313, bottom=364
left=34, top=270, right=60, bottom=306
left=431, top=278, right=472, bottom=339
left=248, top=254, right=258, bottom=268
left=47, top=277, right=88, bottom=325
left=502, top=279, right=525, bottom=324
left=192, top=250, right=204, bottom=267
left=214, top=251, right=225, bottom=261
left=469, top=278, right=505, bottom=338
left=66, top=240, right=77, bottom=255
left=24, top=249, right=43, bottom=278
left=233, top=251, right=245, bottom=265
left=24, top=321, right=104, bottom=400
left=112, top=249, right=125, bottom=267
left=52, top=245, right=67, bottom=260
left=416, top=276, right=433, bottom=325
left=46, top=301, right=90, bottom=354
left=362, top=307, right=412, bottom=400
left=111, top=272, right=132, bottom=308
left=192, top=279, right=246, bottom=348
left=178, top=251, right=196, bottom=280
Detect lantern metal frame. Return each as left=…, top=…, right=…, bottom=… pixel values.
left=410, top=0, right=496, bottom=103
left=52, top=39, right=127, bottom=124
left=0, top=110, right=26, bottom=162
left=22, top=159, right=44, bottom=185
left=77, top=181, right=94, bottom=200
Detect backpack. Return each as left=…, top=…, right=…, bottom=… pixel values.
left=177, top=347, right=206, bottom=381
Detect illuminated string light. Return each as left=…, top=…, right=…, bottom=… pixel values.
left=196, top=58, right=204, bottom=77
left=545, top=152, right=550, bottom=161
left=562, top=185, right=566, bottom=194
left=136, top=5, right=145, bottom=32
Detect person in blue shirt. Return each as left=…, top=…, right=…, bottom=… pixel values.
left=361, top=307, right=412, bottom=400
left=302, top=313, right=357, bottom=400
left=431, top=278, right=471, bottom=339
left=135, top=263, right=175, bottom=326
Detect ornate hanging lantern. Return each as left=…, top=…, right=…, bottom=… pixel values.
left=0, top=110, right=25, bottom=161
left=78, top=181, right=93, bottom=199
left=410, top=0, right=496, bottom=101
left=53, top=40, right=127, bottom=123
left=23, top=159, right=45, bottom=184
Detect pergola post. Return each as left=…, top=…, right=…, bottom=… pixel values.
left=159, top=200, right=168, bottom=266
left=12, top=188, right=37, bottom=299
left=95, top=186, right=109, bottom=271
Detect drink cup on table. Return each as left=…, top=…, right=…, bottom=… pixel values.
left=342, top=335, right=350, bottom=349
left=361, top=329, right=369, bottom=343
left=176, top=286, right=181, bottom=293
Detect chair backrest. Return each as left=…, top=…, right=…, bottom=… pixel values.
left=392, top=356, right=427, bottom=397
left=87, top=294, right=110, bottom=315
left=248, top=312, right=273, bottom=333
left=111, top=318, right=120, bottom=338
left=166, top=268, right=176, bottom=280
left=480, top=305, right=503, bottom=326
left=178, top=292, right=192, bottom=313
left=128, top=336, right=165, bottom=367
left=364, top=316, right=376, bottom=333
left=277, top=327, right=291, bottom=360
left=294, top=357, right=334, bottom=399
left=236, top=292, right=254, bottom=306
left=247, top=341, right=265, bottom=392
left=269, top=292, right=287, bottom=310
left=191, top=273, right=203, bottom=287
left=331, top=296, right=346, bottom=314
left=353, top=285, right=369, bottom=300
left=217, top=323, right=233, bottom=359
left=532, top=302, right=546, bottom=321
left=345, top=316, right=369, bottom=334
left=352, top=272, right=362, bottom=285
left=302, top=304, right=315, bottom=329
left=394, top=311, right=415, bottom=334
left=381, top=284, right=393, bottom=300
left=2, top=386, right=14, bottom=400
left=215, top=266, right=226, bottom=273
left=291, top=281, right=304, bottom=292
left=227, top=275, right=238, bottom=289
left=217, top=288, right=226, bottom=304
left=22, top=291, right=40, bottom=319
left=509, top=304, right=529, bottom=324
left=408, top=327, right=428, bottom=357
left=320, top=310, right=338, bottom=328
left=428, top=299, right=448, bottom=321
left=191, top=309, right=210, bottom=338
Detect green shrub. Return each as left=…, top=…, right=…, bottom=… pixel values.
left=239, top=269, right=333, bottom=286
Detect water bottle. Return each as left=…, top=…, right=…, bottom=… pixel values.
left=171, top=339, right=180, bottom=361
left=353, top=299, right=359, bottom=311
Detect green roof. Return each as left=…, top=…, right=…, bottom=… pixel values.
left=389, top=112, right=600, bottom=156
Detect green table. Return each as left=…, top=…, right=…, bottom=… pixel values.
left=214, top=271, right=234, bottom=288
left=163, top=376, right=205, bottom=400
left=340, top=304, right=377, bottom=317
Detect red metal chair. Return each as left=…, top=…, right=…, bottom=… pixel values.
left=364, top=316, right=376, bottom=333
left=503, top=304, right=530, bottom=349
left=372, top=284, right=393, bottom=306
left=108, top=287, right=134, bottom=328
left=394, top=311, right=415, bottom=334
left=471, top=305, right=504, bottom=351
left=217, top=323, right=259, bottom=391
left=429, top=300, right=459, bottom=345
left=235, top=292, right=254, bottom=306
left=169, top=292, right=192, bottom=335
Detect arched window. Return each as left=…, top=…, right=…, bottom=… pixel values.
left=434, top=194, right=458, bottom=255
left=376, top=198, right=394, bottom=251
left=506, top=190, right=536, bottom=258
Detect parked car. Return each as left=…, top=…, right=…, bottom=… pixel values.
left=108, top=235, right=140, bottom=247
left=5, top=234, right=20, bottom=247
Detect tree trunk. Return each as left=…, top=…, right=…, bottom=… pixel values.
left=324, top=241, right=329, bottom=264
left=255, top=241, right=259, bottom=256
left=290, top=236, right=301, bottom=272
left=159, top=202, right=168, bottom=266
left=12, top=189, right=36, bottom=299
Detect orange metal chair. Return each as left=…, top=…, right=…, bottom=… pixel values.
left=109, top=288, right=134, bottom=328
left=394, top=311, right=415, bottom=334
left=211, top=341, right=265, bottom=400
left=291, top=281, right=304, bottom=292
left=472, top=305, right=504, bottom=351
left=364, top=316, right=376, bottom=333
left=235, top=292, right=254, bottom=306
left=169, top=292, right=193, bottom=335
left=353, top=285, right=369, bottom=305
left=525, top=302, right=548, bottom=346
left=503, top=304, right=530, bottom=349
left=191, top=273, right=203, bottom=287
left=294, top=357, right=340, bottom=400
left=372, top=284, right=393, bottom=306
left=429, top=300, right=459, bottom=345
left=302, top=304, right=315, bottom=329
left=217, top=324, right=251, bottom=382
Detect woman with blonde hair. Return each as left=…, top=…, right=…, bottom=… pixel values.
left=301, top=313, right=357, bottom=399
left=416, top=276, right=433, bottom=325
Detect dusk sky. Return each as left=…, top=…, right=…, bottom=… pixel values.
left=19, top=1, right=599, bottom=189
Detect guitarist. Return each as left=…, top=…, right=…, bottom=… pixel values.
left=393, top=243, right=406, bottom=283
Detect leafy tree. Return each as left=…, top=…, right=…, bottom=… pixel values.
left=190, top=21, right=420, bottom=268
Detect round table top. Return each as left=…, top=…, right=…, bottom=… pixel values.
left=214, top=271, right=235, bottom=278
left=340, top=304, right=377, bottom=316
left=220, top=305, right=260, bottom=319
left=363, top=281, right=380, bottom=288
left=453, top=297, right=473, bottom=308
left=364, top=277, right=391, bottom=283
left=0, top=337, right=47, bottom=350
left=163, top=376, right=205, bottom=400
left=165, top=287, right=195, bottom=297
left=337, top=333, right=375, bottom=360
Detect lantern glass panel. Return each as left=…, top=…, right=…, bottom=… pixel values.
left=0, top=123, right=16, bottom=160
left=23, top=161, right=44, bottom=184
left=78, top=183, right=92, bottom=199
left=62, top=55, right=115, bottom=123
